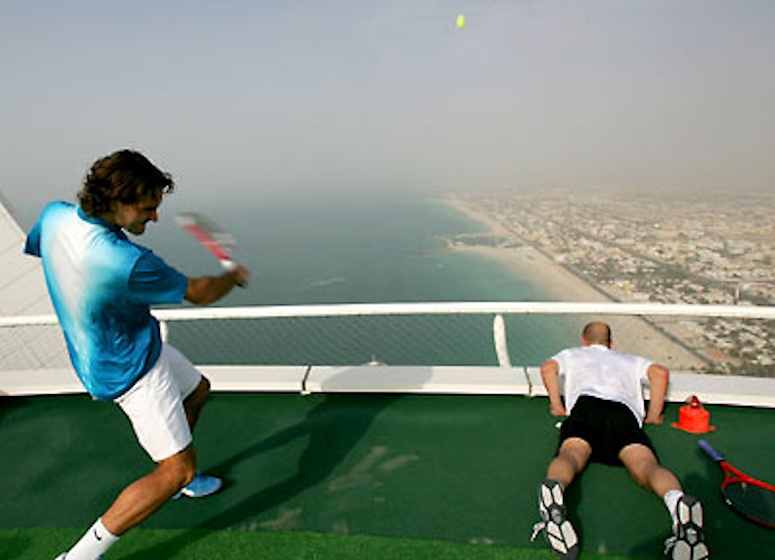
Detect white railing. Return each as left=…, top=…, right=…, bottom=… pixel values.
left=158, top=301, right=775, bottom=320
left=149, top=301, right=775, bottom=371
left=2, top=302, right=774, bottom=404
left=3, top=301, right=775, bottom=369
left=4, top=301, right=775, bottom=327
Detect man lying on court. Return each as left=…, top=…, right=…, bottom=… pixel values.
left=532, top=321, right=709, bottom=560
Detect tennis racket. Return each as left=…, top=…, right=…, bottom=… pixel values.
left=699, top=439, right=775, bottom=528
left=175, top=212, right=237, bottom=271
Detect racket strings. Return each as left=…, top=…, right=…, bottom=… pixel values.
left=724, top=480, right=775, bottom=527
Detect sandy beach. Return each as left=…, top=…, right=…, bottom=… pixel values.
left=440, top=196, right=708, bottom=370
left=442, top=196, right=613, bottom=301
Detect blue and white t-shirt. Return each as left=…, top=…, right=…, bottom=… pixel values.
left=25, top=201, right=188, bottom=400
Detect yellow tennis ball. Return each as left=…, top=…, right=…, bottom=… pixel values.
left=456, top=14, right=466, bottom=29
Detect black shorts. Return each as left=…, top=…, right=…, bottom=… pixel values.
left=558, top=395, right=655, bottom=466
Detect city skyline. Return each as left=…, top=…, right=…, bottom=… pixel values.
left=446, top=189, right=775, bottom=374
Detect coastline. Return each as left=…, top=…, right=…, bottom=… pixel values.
left=439, top=196, right=708, bottom=370
left=441, top=196, right=610, bottom=302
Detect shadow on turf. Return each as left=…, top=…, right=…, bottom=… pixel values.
left=0, top=395, right=30, bottom=424
left=119, top=367, right=433, bottom=559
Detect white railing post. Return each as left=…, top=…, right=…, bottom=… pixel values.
left=493, top=313, right=512, bottom=368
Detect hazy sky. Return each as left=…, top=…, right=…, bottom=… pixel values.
left=2, top=0, right=774, bottom=222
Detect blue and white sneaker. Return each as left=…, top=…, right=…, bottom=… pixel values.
left=173, top=473, right=223, bottom=499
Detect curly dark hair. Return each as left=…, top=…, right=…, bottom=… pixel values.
left=78, top=150, right=175, bottom=216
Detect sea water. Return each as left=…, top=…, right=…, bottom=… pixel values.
left=143, top=189, right=577, bottom=366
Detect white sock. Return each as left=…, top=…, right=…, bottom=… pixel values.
left=65, top=518, right=119, bottom=560
left=663, top=489, right=684, bottom=525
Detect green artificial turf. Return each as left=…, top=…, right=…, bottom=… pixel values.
left=4, top=394, right=773, bottom=558
left=0, top=528, right=657, bottom=560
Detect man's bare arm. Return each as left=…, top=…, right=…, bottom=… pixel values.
left=644, top=363, right=669, bottom=424
left=540, top=358, right=567, bottom=416
left=185, top=265, right=250, bottom=305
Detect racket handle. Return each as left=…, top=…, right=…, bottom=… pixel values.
left=698, top=439, right=725, bottom=462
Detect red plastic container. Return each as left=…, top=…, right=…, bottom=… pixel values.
left=671, top=395, right=715, bottom=433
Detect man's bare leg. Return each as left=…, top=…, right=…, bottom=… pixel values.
left=58, top=446, right=196, bottom=558
left=619, top=443, right=681, bottom=497
left=546, top=437, right=592, bottom=488
left=620, top=444, right=708, bottom=559
left=102, top=445, right=197, bottom=535
left=184, top=376, right=211, bottom=430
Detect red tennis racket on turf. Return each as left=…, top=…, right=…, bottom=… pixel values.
left=175, top=212, right=237, bottom=271
left=699, top=439, right=775, bottom=528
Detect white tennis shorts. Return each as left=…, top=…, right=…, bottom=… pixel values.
left=115, top=344, right=202, bottom=462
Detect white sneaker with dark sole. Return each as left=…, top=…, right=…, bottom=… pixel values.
left=533, top=479, right=580, bottom=560
left=665, top=495, right=709, bottom=560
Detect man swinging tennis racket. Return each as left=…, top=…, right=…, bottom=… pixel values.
left=25, top=149, right=250, bottom=560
